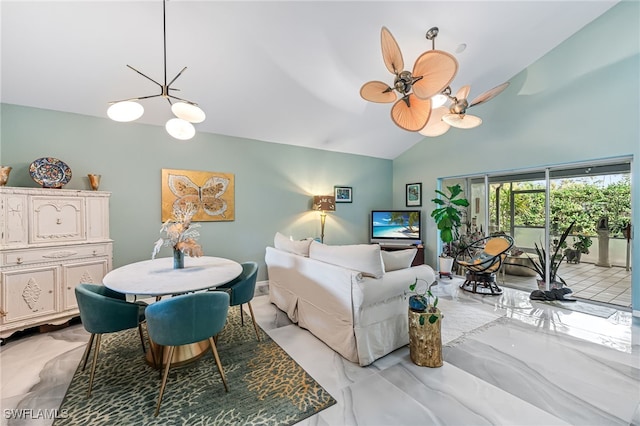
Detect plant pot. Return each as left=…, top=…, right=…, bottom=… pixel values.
left=536, top=279, right=563, bottom=291
left=408, top=308, right=443, bottom=368
left=408, top=295, right=428, bottom=312
left=439, top=256, right=454, bottom=275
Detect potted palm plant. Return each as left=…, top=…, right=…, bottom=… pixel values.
left=431, top=184, right=469, bottom=278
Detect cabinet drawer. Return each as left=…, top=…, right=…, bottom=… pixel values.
left=3, top=244, right=110, bottom=267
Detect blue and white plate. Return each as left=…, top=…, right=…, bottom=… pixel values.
left=29, top=157, right=72, bottom=188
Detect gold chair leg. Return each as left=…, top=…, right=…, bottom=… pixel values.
left=208, top=337, right=228, bottom=392
left=154, top=346, right=175, bottom=417
left=145, top=325, right=158, bottom=369
left=138, top=323, right=146, bottom=354
left=81, top=334, right=95, bottom=372
left=247, top=302, right=261, bottom=342
left=87, top=334, right=102, bottom=398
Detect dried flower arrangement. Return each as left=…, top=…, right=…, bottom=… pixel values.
left=152, top=203, right=203, bottom=259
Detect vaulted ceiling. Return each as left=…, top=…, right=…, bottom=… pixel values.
left=1, top=1, right=618, bottom=159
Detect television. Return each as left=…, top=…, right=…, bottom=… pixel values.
left=370, top=210, right=422, bottom=246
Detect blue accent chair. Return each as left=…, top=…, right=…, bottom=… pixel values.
left=75, top=283, right=150, bottom=397
left=145, top=291, right=230, bottom=417
left=215, top=261, right=260, bottom=341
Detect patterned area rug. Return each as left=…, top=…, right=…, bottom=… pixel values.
left=55, top=307, right=336, bottom=425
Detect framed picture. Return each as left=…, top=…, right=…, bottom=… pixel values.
left=334, top=186, right=352, bottom=203
left=161, top=168, right=235, bottom=222
left=406, top=183, right=422, bottom=207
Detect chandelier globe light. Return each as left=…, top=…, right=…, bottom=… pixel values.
left=166, top=118, right=196, bottom=140
left=107, top=0, right=205, bottom=140
left=107, top=101, right=144, bottom=122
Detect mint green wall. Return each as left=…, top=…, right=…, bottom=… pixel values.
left=393, top=1, right=640, bottom=314
left=0, top=104, right=392, bottom=279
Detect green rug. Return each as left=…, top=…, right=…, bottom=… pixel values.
left=55, top=308, right=336, bottom=425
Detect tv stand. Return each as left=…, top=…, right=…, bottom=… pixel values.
left=379, top=244, right=424, bottom=266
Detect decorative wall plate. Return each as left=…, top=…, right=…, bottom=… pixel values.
left=29, top=157, right=72, bottom=188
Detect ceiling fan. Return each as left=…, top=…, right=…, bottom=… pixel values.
left=420, top=82, right=510, bottom=137
left=418, top=27, right=510, bottom=137
left=360, top=27, right=458, bottom=132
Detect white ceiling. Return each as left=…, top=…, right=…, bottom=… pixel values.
left=1, top=1, right=618, bottom=159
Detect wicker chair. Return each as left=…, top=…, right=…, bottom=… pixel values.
left=455, top=235, right=514, bottom=295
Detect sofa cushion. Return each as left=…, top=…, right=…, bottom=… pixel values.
left=381, top=248, right=417, bottom=272
left=274, top=232, right=313, bottom=256
left=309, top=240, right=384, bottom=278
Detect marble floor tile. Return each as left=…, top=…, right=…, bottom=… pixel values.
left=1, top=283, right=638, bottom=426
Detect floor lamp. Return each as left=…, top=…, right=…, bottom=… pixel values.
left=312, top=195, right=336, bottom=243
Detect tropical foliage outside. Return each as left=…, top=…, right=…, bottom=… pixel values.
left=488, top=175, right=631, bottom=238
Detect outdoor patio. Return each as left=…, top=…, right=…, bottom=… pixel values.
left=499, top=261, right=632, bottom=309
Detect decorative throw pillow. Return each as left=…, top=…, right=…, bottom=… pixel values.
left=273, top=232, right=313, bottom=256
left=308, top=240, right=384, bottom=278
left=381, top=248, right=417, bottom=272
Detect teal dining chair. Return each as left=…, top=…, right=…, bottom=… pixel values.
left=75, top=283, right=150, bottom=397
left=145, top=291, right=230, bottom=417
left=214, top=261, right=260, bottom=341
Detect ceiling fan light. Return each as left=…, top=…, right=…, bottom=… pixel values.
left=166, top=118, right=196, bottom=140
left=171, top=102, right=206, bottom=123
left=442, top=113, right=482, bottom=129
left=107, top=101, right=144, bottom=122
left=431, top=94, right=448, bottom=108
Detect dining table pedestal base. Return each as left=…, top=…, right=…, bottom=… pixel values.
left=146, top=339, right=211, bottom=369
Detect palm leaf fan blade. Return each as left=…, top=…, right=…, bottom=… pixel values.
left=469, top=82, right=510, bottom=107
left=381, top=27, right=404, bottom=75
left=411, top=50, right=458, bottom=99
left=455, top=85, right=471, bottom=100
left=442, top=113, right=482, bottom=129
left=419, top=106, right=449, bottom=137
left=360, top=81, right=397, bottom=103
left=391, top=95, right=431, bottom=132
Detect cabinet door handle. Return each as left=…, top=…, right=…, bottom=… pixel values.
left=56, top=218, right=62, bottom=224
left=93, top=250, right=97, bottom=256
left=16, top=257, right=23, bottom=264
left=0, top=310, right=7, bottom=317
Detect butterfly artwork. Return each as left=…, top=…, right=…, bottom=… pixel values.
left=161, top=169, right=235, bottom=222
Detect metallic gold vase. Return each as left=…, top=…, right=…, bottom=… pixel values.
left=0, top=166, right=12, bottom=186
left=88, top=174, right=101, bottom=190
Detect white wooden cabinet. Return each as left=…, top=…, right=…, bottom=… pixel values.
left=0, top=187, right=112, bottom=340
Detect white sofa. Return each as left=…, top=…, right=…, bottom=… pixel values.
left=265, top=234, right=436, bottom=366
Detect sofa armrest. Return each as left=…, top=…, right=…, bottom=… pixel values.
left=356, top=264, right=436, bottom=307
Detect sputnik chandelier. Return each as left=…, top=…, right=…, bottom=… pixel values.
left=107, top=0, right=205, bottom=140
left=360, top=26, right=509, bottom=136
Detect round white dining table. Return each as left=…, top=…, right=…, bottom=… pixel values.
left=102, top=256, right=243, bottom=368
left=103, top=256, right=242, bottom=297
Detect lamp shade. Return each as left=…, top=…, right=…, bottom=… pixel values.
left=166, top=118, right=196, bottom=140
left=107, top=101, right=144, bottom=122
left=312, top=195, right=336, bottom=212
left=171, top=102, right=206, bottom=123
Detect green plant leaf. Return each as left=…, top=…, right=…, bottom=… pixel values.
left=451, top=198, right=470, bottom=207
left=419, top=315, right=425, bottom=325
